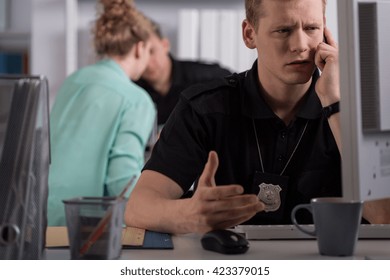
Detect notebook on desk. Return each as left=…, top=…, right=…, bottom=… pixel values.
left=46, top=226, right=173, bottom=249
left=233, top=224, right=390, bottom=240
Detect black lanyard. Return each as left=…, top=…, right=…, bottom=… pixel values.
left=252, top=119, right=309, bottom=176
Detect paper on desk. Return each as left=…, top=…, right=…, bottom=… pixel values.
left=46, top=227, right=69, bottom=247
left=122, top=227, right=145, bottom=246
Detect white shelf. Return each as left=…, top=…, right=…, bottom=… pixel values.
left=0, top=31, right=30, bottom=39
left=0, top=31, right=30, bottom=51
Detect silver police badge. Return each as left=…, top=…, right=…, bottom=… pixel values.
left=257, top=183, right=282, bottom=212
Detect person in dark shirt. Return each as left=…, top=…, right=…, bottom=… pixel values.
left=125, top=0, right=390, bottom=234
left=136, top=21, right=231, bottom=127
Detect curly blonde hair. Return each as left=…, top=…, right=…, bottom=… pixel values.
left=94, top=0, right=153, bottom=57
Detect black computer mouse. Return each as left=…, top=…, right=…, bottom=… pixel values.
left=201, top=229, right=249, bottom=254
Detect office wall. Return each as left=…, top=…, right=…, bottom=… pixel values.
left=0, top=0, right=31, bottom=55
left=326, top=0, right=339, bottom=41
left=8, top=0, right=31, bottom=32
left=31, top=0, right=67, bottom=105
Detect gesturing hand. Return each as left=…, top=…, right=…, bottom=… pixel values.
left=186, top=151, right=265, bottom=233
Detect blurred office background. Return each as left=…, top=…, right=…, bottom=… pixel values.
left=0, top=0, right=339, bottom=107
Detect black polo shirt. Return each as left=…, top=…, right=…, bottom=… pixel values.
left=136, top=55, right=231, bottom=125
left=144, top=61, right=341, bottom=224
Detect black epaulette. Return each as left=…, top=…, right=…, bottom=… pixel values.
left=182, top=73, right=239, bottom=101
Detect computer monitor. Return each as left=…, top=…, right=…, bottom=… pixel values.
left=338, top=0, right=390, bottom=201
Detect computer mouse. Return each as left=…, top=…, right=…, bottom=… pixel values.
left=201, top=229, right=249, bottom=254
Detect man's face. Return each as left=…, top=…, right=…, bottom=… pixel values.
left=245, top=0, right=324, bottom=86
left=141, top=34, right=171, bottom=82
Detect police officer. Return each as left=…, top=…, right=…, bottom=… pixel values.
left=124, top=0, right=383, bottom=234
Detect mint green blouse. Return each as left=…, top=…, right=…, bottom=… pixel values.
left=48, top=59, right=156, bottom=226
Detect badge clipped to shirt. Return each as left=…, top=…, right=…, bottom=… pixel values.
left=253, top=172, right=289, bottom=212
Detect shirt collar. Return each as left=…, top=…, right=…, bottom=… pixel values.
left=241, top=61, right=322, bottom=120
left=98, top=59, right=130, bottom=81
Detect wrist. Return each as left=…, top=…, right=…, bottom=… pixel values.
left=322, top=101, right=340, bottom=118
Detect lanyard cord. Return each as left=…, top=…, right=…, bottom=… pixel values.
left=252, top=119, right=309, bottom=176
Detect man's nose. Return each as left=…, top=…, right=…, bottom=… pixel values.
left=289, top=30, right=309, bottom=53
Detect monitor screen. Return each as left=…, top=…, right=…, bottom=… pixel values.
left=338, top=0, right=390, bottom=201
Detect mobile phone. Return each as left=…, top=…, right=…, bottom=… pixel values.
left=323, top=33, right=328, bottom=44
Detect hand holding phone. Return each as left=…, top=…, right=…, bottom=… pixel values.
left=314, top=27, right=340, bottom=105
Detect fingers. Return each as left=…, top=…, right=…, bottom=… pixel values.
left=314, top=45, right=330, bottom=71
left=197, top=183, right=243, bottom=200
left=198, top=151, right=219, bottom=187
left=316, top=27, right=338, bottom=67
left=363, top=198, right=390, bottom=224
left=198, top=193, right=260, bottom=212
left=314, top=31, right=340, bottom=105
left=323, top=27, right=337, bottom=48
left=194, top=195, right=265, bottom=233
left=198, top=151, right=244, bottom=197
left=200, top=197, right=265, bottom=232
left=315, top=39, right=338, bottom=72
left=192, top=150, right=265, bottom=233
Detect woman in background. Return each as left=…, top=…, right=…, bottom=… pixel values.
left=48, top=0, right=156, bottom=226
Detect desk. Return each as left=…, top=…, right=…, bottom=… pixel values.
left=45, top=234, right=390, bottom=260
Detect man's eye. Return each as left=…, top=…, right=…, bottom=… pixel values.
left=277, top=29, right=290, bottom=33
left=306, top=26, right=320, bottom=31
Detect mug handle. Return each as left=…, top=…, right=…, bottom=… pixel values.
left=291, top=204, right=316, bottom=236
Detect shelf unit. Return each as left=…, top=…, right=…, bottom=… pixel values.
left=0, top=0, right=31, bottom=75
left=0, top=32, right=30, bottom=51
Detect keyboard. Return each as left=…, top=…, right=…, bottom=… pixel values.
left=233, top=224, right=390, bottom=240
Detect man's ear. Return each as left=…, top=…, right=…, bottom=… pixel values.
left=161, top=38, right=171, bottom=52
left=134, top=41, right=145, bottom=59
left=242, top=19, right=256, bottom=49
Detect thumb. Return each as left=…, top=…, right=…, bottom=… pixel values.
left=198, top=151, right=219, bottom=187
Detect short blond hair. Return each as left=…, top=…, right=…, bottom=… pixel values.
left=245, top=0, right=327, bottom=30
